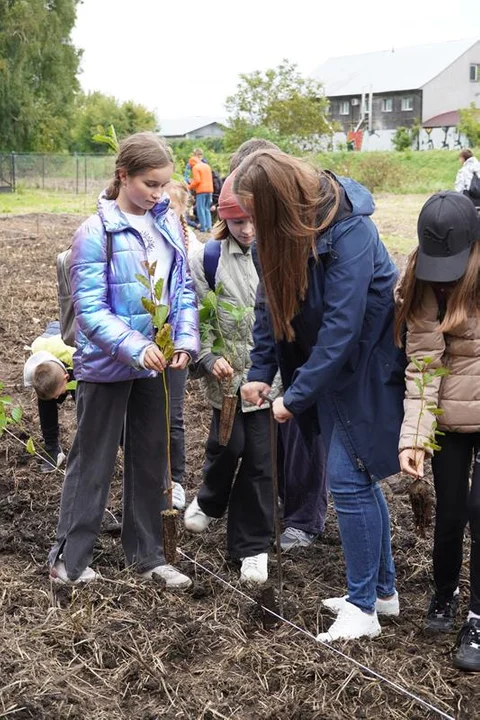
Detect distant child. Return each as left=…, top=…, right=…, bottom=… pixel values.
left=184, top=172, right=280, bottom=584
left=454, top=149, right=480, bottom=203
left=23, top=321, right=74, bottom=473
left=165, top=180, right=203, bottom=510
left=396, top=191, right=480, bottom=671
left=188, top=150, right=214, bottom=233
left=48, top=132, right=199, bottom=588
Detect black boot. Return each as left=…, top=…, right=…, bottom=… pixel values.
left=453, top=618, right=480, bottom=671
left=40, top=444, right=65, bottom=474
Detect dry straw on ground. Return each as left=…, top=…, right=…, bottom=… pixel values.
left=0, top=213, right=477, bottom=719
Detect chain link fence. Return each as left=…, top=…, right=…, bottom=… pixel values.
left=0, top=153, right=116, bottom=194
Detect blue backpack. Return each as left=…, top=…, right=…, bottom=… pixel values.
left=203, top=239, right=221, bottom=291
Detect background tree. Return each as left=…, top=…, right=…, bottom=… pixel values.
left=225, top=59, right=333, bottom=151
left=70, top=92, right=158, bottom=153
left=458, top=103, right=480, bottom=148
left=0, top=0, right=81, bottom=151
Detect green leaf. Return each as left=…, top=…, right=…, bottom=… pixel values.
left=202, top=291, right=218, bottom=310
left=429, top=407, right=444, bottom=416
left=413, top=378, right=423, bottom=393
left=1, top=396, right=12, bottom=405
left=135, top=273, right=151, bottom=290
left=154, top=278, right=165, bottom=302
left=218, top=300, right=236, bottom=314
left=411, top=357, right=423, bottom=371
left=149, top=261, right=157, bottom=277
left=153, top=305, right=169, bottom=330
left=421, top=355, right=434, bottom=365
left=423, top=372, right=433, bottom=385
left=212, top=340, right=227, bottom=355
left=66, top=380, right=77, bottom=391
left=26, top=437, right=36, bottom=455
left=199, top=307, right=214, bottom=323
left=433, top=367, right=450, bottom=377
left=141, top=297, right=156, bottom=315
left=11, top=406, right=22, bottom=423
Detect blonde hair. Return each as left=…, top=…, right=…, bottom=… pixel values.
left=394, top=242, right=480, bottom=346
left=33, top=362, right=66, bottom=401
left=105, top=132, right=173, bottom=200
left=167, top=180, right=192, bottom=252
left=234, top=150, right=340, bottom=341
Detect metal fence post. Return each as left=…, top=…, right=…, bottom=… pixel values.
left=84, top=155, right=87, bottom=194
left=11, top=152, right=16, bottom=193
left=75, top=152, right=79, bottom=194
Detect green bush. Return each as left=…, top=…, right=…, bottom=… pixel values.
left=392, top=127, right=413, bottom=152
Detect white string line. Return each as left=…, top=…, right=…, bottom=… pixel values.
left=177, top=548, right=455, bottom=720
left=1, top=428, right=455, bottom=718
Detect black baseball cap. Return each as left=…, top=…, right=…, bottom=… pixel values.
left=416, top=191, right=480, bottom=282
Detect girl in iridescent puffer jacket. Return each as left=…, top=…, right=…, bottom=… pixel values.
left=48, top=132, right=199, bottom=589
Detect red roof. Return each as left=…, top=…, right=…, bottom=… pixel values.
left=422, top=111, right=460, bottom=128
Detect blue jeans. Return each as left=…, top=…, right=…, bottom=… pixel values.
left=327, top=426, right=396, bottom=612
left=196, top=192, right=212, bottom=232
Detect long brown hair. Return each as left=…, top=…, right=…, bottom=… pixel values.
left=105, top=132, right=173, bottom=200
left=394, top=242, right=480, bottom=346
left=233, top=150, right=340, bottom=341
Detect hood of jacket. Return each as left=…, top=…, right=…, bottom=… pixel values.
left=315, top=174, right=375, bottom=256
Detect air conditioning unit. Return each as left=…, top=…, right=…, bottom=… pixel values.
left=351, top=98, right=360, bottom=106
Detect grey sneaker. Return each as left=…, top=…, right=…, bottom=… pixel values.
left=280, top=526, right=316, bottom=551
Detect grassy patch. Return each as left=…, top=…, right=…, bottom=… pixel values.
left=0, top=186, right=96, bottom=215
left=311, top=148, right=479, bottom=194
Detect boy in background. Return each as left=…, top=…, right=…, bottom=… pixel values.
left=24, top=321, right=75, bottom=473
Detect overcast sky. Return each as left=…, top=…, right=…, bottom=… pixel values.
left=72, top=0, right=480, bottom=125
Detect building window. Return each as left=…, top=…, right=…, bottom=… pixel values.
left=382, top=98, right=393, bottom=112
left=339, top=101, right=350, bottom=115
left=470, top=64, right=479, bottom=82
left=401, top=96, right=413, bottom=111
left=364, top=96, right=370, bottom=113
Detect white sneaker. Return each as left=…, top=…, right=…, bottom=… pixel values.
left=50, top=559, right=100, bottom=585
left=141, top=564, right=192, bottom=589
left=322, top=590, right=400, bottom=617
left=184, top=496, right=214, bottom=533
left=172, top=482, right=186, bottom=510
left=240, top=553, right=268, bottom=584
left=317, top=600, right=381, bottom=642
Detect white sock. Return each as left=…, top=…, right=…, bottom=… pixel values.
left=467, top=611, right=480, bottom=621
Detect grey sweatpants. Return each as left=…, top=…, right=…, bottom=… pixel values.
left=48, top=377, right=168, bottom=581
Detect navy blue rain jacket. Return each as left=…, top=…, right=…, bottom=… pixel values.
left=248, top=176, right=406, bottom=482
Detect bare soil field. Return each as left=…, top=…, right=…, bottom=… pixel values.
left=0, top=211, right=476, bottom=720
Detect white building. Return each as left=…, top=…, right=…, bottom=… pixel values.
left=311, top=38, right=480, bottom=150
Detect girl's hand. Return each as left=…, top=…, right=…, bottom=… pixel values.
left=143, top=344, right=167, bottom=372
left=241, top=382, right=272, bottom=407
left=212, top=357, right=234, bottom=380
left=272, top=397, right=293, bottom=423
left=170, top=352, right=190, bottom=370
left=399, top=448, right=425, bottom=478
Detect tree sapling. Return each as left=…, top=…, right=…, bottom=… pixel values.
left=407, top=356, right=449, bottom=538
left=136, top=262, right=177, bottom=564
left=199, top=284, right=252, bottom=445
